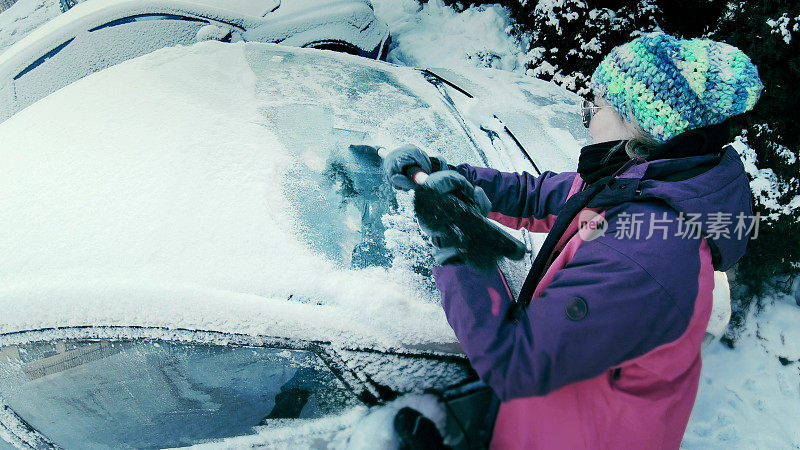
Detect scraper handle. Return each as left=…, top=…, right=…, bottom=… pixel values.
left=404, top=165, right=429, bottom=185
left=375, top=146, right=428, bottom=185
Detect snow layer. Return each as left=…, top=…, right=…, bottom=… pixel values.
left=372, top=0, right=528, bottom=71
left=0, top=0, right=61, bottom=55
left=0, top=41, right=457, bottom=351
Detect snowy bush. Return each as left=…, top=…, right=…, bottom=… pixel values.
left=712, top=1, right=800, bottom=292
left=505, top=0, right=661, bottom=96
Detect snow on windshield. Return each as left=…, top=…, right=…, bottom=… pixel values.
left=0, top=41, right=479, bottom=350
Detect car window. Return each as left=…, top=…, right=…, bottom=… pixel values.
left=13, top=15, right=209, bottom=117
left=246, top=47, right=485, bottom=271
left=0, top=340, right=357, bottom=448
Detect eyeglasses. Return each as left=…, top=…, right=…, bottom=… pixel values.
left=580, top=99, right=611, bottom=128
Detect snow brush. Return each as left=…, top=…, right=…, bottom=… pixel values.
left=349, top=144, right=527, bottom=272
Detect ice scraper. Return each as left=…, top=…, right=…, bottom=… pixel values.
left=349, top=144, right=527, bottom=271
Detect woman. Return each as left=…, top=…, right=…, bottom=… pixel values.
left=385, top=33, right=762, bottom=449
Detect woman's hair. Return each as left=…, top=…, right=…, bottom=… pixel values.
left=601, top=102, right=660, bottom=163
left=623, top=120, right=660, bottom=159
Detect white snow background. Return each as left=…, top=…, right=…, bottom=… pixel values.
left=0, top=0, right=798, bottom=448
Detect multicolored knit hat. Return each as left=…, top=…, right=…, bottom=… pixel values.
left=590, top=32, right=763, bottom=143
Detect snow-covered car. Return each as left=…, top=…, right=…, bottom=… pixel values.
left=0, top=0, right=390, bottom=123
left=0, top=40, right=588, bottom=449
left=0, top=41, right=730, bottom=448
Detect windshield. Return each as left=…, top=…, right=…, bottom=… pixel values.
left=0, top=43, right=474, bottom=348
left=0, top=340, right=356, bottom=448
left=246, top=47, right=484, bottom=272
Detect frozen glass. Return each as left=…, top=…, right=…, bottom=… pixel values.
left=246, top=47, right=482, bottom=270
left=0, top=340, right=356, bottom=449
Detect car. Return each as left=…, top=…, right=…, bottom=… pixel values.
left=0, top=0, right=390, bottom=123
left=0, top=41, right=730, bottom=448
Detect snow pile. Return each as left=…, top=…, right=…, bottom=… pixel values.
left=372, top=0, right=528, bottom=72
left=685, top=294, right=800, bottom=448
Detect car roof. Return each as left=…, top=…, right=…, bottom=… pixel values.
left=0, top=0, right=272, bottom=74
left=182, top=0, right=279, bottom=18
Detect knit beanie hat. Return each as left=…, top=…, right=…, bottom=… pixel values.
left=590, top=32, right=763, bottom=143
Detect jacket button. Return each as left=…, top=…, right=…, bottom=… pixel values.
left=566, top=297, right=588, bottom=321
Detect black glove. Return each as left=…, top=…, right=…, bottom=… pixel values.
left=418, top=170, right=491, bottom=265
left=382, top=144, right=448, bottom=191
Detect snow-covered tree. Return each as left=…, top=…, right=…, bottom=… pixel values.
left=504, top=0, right=662, bottom=95
left=710, top=0, right=800, bottom=291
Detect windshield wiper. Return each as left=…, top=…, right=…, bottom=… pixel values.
left=420, top=70, right=489, bottom=167
left=420, top=70, right=540, bottom=174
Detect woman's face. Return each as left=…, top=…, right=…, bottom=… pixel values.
left=589, top=96, right=635, bottom=143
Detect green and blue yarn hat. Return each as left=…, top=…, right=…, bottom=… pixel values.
left=590, top=32, right=763, bottom=143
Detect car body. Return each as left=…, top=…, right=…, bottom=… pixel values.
left=0, top=42, right=729, bottom=448
left=0, top=0, right=390, bottom=123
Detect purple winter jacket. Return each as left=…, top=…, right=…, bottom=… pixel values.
left=432, top=146, right=753, bottom=449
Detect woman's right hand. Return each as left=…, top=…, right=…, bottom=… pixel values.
left=382, top=144, right=447, bottom=190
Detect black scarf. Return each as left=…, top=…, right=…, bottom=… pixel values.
left=507, top=122, right=731, bottom=322
left=576, top=122, right=731, bottom=185
left=576, top=140, right=629, bottom=185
